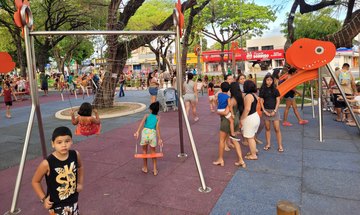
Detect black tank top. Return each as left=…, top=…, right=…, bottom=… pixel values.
left=246, top=93, right=258, bottom=115
left=45, top=150, right=78, bottom=208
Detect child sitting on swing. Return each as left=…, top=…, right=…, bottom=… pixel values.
left=71, top=102, right=101, bottom=136
left=134, top=101, right=163, bottom=176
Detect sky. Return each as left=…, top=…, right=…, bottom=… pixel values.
left=254, top=0, right=292, bottom=38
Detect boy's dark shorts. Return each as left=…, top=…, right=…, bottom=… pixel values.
left=5, top=101, right=12, bottom=106
left=50, top=202, right=79, bottom=215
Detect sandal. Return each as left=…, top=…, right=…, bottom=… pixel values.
left=282, top=121, right=293, bottom=126
left=213, top=160, right=224, bottom=167
left=244, top=155, right=258, bottom=160
left=235, top=161, right=246, bottom=168
left=246, top=150, right=259, bottom=156
left=299, top=120, right=309, bottom=125
left=263, top=146, right=271, bottom=151
left=278, top=148, right=284, bottom=153
left=142, top=167, right=148, bottom=174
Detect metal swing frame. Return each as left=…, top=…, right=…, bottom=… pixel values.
left=6, top=5, right=211, bottom=215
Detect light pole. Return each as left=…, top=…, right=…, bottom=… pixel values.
left=220, top=27, right=230, bottom=74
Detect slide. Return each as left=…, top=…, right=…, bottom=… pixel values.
left=277, top=69, right=318, bottom=97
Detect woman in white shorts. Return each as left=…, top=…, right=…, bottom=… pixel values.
left=241, top=80, right=260, bottom=160
left=183, top=73, right=199, bottom=121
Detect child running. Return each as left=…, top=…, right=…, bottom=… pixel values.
left=217, top=82, right=240, bottom=141
left=208, top=82, right=216, bottom=112
left=134, top=101, right=163, bottom=176
left=32, top=126, right=84, bottom=215
left=0, top=82, right=17, bottom=118
left=259, top=74, right=283, bottom=152
left=71, top=102, right=101, bottom=136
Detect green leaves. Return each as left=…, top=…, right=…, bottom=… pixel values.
left=281, top=8, right=341, bottom=40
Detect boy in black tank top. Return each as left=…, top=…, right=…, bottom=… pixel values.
left=32, top=126, right=84, bottom=215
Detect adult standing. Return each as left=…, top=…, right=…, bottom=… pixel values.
left=259, top=74, right=283, bottom=152
left=147, top=70, right=159, bottom=103
left=236, top=74, right=246, bottom=93
left=119, top=74, right=125, bottom=97
left=183, top=73, right=199, bottom=121
left=330, top=63, right=358, bottom=122
left=39, top=71, right=50, bottom=96
left=213, top=82, right=246, bottom=167
left=282, top=68, right=308, bottom=126
left=241, top=80, right=260, bottom=160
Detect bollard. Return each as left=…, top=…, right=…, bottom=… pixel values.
left=277, top=200, right=300, bottom=215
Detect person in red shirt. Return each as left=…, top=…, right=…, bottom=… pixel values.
left=0, top=83, right=17, bottom=118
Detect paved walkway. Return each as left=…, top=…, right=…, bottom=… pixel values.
left=1, top=90, right=360, bottom=215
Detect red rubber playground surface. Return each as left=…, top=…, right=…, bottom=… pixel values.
left=0, top=94, right=243, bottom=214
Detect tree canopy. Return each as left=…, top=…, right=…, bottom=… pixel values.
left=281, top=8, right=342, bottom=40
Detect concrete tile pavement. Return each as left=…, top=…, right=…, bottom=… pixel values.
left=1, top=90, right=360, bottom=215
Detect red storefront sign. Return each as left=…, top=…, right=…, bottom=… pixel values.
left=202, top=49, right=284, bottom=62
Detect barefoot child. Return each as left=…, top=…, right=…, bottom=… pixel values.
left=71, top=102, right=101, bottom=136
left=259, top=74, right=283, bottom=152
left=32, top=126, right=84, bottom=215
left=134, top=101, right=163, bottom=176
left=217, top=82, right=240, bottom=141
left=0, top=82, right=17, bottom=118
left=208, top=82, right=216, bottom=112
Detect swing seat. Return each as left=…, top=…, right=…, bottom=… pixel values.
left=75, top=123, right=101, bottom=136
left=134, top=144, right=163, bottom=158
left=134, top=152, right=164, bottom=159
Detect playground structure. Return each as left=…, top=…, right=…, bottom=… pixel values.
left=5, top=1, right=211, bottom=214
left=277, top=38, right=360, bottom=140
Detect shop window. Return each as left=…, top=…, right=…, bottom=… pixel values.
left=248, top=47, right=258, bottom=51
left=261, top=45, right=274, bottom=50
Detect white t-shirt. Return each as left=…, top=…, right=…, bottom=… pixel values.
left=197, top=82, right=203, bottom=90
left=354, top=96, right=360, bottom=106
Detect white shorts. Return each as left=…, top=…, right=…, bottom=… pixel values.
left=217, top=109, right=231, bottom=119
left=242, top=112, right=260, bottom=138
left=208, top=95, right=215, bottom=101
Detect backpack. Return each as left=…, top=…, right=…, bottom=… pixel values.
left=339, top=70, right=351, bottom=86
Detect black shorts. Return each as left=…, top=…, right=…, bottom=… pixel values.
left=333, top=93, right=351, bottom=108
left=284, top=90, right=295, bottom=99
left=5, top=101, right=12, bottom=106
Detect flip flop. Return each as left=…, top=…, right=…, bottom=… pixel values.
left=278, top=148, right=284, bottom=153
left=263, top=146, right=271, bottom=151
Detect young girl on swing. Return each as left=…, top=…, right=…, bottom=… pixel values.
left=71, top=102, right=101, bottom=136
left=134, top=101, right=163, bottom=176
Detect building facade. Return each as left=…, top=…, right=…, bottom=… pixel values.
left=202, top=35, right=359, bottom=74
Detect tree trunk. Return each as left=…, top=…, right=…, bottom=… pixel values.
left=323, top=10, right=360, bottom=48
left=93, top=47, right=127, bottom=108
left=93, top=0, right=204, bottom=108
left=14, top=34, right=27, bottom=77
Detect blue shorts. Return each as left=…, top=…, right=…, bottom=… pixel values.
left=149, top=87, right=158, bottom=96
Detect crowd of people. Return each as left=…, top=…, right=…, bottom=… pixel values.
left=1, top=63, right=353, bottom=214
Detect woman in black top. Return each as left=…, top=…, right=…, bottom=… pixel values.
left=259, top=74, right=283, bottom=152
